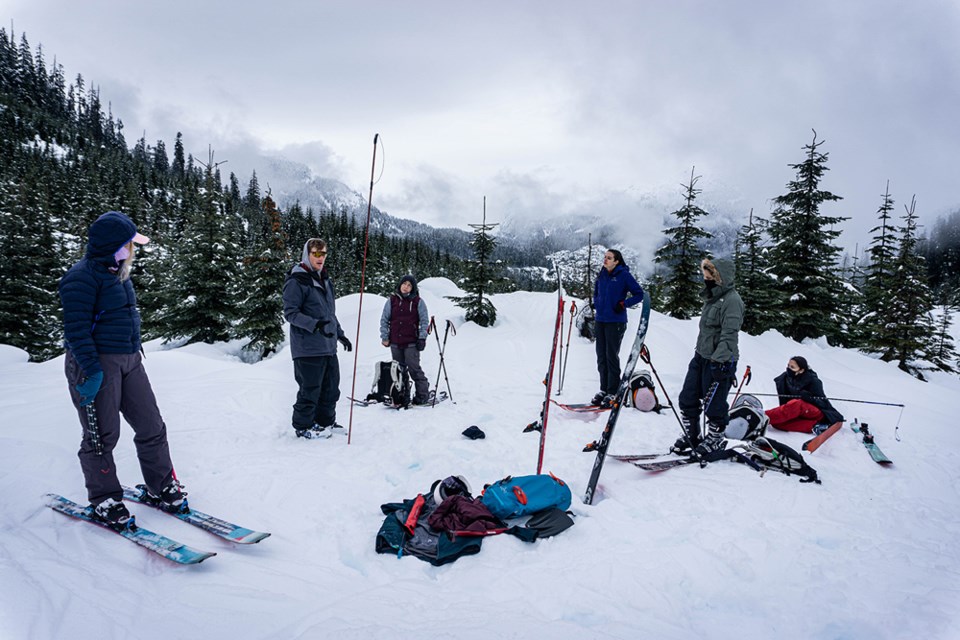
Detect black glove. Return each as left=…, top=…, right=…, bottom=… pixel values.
left=416, top=339, right=426, bottom=352
left=615, top=300, right=625, bottom=313
left=710, top=361, right=736, bottom=382
left=338, top=336, right=352, bottom=352
left=313, top=320, right=333, bottom=337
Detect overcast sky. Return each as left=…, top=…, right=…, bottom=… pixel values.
left=6, top=0, right=959, bottom=251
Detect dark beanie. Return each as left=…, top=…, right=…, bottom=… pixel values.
left=791, top=356, right=809, bottom=371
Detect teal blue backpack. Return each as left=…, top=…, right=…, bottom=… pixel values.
left=481, top=474, right=572, bottom=519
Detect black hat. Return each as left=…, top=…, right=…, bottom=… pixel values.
left=462, top=425, right=486, bottom=440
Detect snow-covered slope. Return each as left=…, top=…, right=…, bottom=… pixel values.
left=1, top=280, right=958, bottom=640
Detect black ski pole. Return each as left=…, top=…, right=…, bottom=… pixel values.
left=639, top=345, right=705, bottom=466
left=745, top=392, right=904, bottom=408
left=432, top=319, right=456, bottom=406
left=555, top=299, right=565, bottom=396
left=557, top=300, right=576, bottom=394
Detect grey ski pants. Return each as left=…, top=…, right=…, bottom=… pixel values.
left=390, top=344, right=430, bottom=402
left=65, top=351, right=175, bottom=505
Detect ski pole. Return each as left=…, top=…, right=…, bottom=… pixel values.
left=432, top=319, right=456, bottom=405
left=639, top=344, right=705, bottom=466
left=557, top=300, right=577, bottom=394
left=730, top=365, right=752, bottom=404
left=746, top=392, right=904, bottom=408
left=555, top=299, right=565, bottom=396
left=347, top=133, right=382, bottom=445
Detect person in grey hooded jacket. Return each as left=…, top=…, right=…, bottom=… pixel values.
left=672, top=257, right=745, bottom=457
left=380, top=275, right=431, bottom=404
left=283, top=238, right=352, bottom=439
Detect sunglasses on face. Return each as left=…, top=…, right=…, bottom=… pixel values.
left=310, top=251, right=327, bottom=258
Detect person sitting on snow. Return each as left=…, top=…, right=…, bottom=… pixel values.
left=767, top=356, right=844, bottom=433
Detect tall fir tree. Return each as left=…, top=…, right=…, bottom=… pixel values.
left=885, top=196, right=938, bottom=379
left=767, top=130, right=848, bottom=343
left=653, top=167, right=712, bottom=319
left=237, top=193, right=287, bottom=359
left=929, top=292, right=958, bottom=374
left=159, top=164, right=237, bottom=344
left=857, top=182, right=900, bottom=352
left=447, top=198, right=503, bottom=327
left=734, top=209, right=783, bottom=334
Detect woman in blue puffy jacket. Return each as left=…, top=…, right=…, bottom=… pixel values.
left=58, top=211, right=184, bottom=530
left=590, top=249, right=645, bottom=404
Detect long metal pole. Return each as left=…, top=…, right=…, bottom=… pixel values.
left=347, top=134, right=379, bottom=445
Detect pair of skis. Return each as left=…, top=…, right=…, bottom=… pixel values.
left=801, top=418, right=892, bottom=464
left=46, top=486, right=270, bottom=565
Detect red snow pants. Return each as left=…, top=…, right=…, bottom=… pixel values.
left=765, top=399, right=824, bottom=433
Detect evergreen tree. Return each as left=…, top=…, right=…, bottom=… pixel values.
left=858, top=182, right=900, bottom=352
left=237, top=193, right=287, bottom=359
left=767, top=130, right=848, bottom=343
left=653, top=167, right=712, bottom=319
left=929, top=292, right=958, bottom=374
left=447, top=198, right=503, bottom=327
left=159, top=165, right=236, bottom=344
left=885, top=196, right=937, bottom=379
left=734, top=209, right=783, bottom=334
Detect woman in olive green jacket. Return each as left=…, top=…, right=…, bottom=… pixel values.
left=671, top=258, right=745, bottom=457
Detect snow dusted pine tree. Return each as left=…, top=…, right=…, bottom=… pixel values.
left=858, top=182, right=900, bottom=353
left=929, top=293, right=959, bottom=374
left=885, top=196, right=938, bottom=379
left=237, top=193, right=287, bottom=360
left=447, top=198, right=504, bottom=327
left=767, top=130, right=847, bottom=343
left=734, top=209, right=783, bottom=334
left=160, top=165, right=239, bottom=344
left=653, top=167, right=712, bottom=320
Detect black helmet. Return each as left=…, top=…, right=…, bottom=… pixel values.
left=431, top=475, right=472, bottom=504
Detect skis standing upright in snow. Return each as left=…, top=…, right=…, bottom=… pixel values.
left=534, top=266, right=565, bottom=475
left=583, top=291, right=652, bottom=505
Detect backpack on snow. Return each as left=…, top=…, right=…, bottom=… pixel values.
left=625, top=369, right=663, bottom=413
left=745, top=436, right=820, bottom=484
left=367, top=361, right=412, bottom=408
left=481, top=474, right=572, bottom=519
left=724, top=393, right=770, bottom=441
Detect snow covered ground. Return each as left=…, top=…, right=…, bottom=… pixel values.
left=1, top=277, right=958, bottom=640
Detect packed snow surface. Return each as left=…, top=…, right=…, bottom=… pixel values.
left=2, top=278, right=958, bottom=639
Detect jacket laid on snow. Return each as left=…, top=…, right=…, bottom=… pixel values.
left=592, top=263, right=645, bottom=323
left=695, top=258, right=744, bottom=364
left=773, top=368, right=844, bottom=425
left=59, top=212, right=144, bottom=378
left=283, top=265, right=345, bottom=359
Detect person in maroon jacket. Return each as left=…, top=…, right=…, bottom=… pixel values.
left=379, top=275, right=431, bottom=404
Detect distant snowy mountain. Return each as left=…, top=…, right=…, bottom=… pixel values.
left=256, top=154, right=749, bottom=269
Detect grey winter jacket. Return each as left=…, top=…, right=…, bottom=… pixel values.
left=283, top=264, right=344, bottom=358
left=695, top=258, right=744, bottom=363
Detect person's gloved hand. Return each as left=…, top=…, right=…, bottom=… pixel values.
left=615, top=300, right=626, bottom=313
left=416, top=339, right=426, bottom=351
left=338, top=336, right=352, bottom=352
left=313, top=320, right=333, bottom=337
left=710, top=361, right=736, bottom=382
left=76, top=371, right=104, bottom=407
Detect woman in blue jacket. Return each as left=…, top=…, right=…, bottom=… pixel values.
left=591, top=249, right=645, bottom=405
left=59, top=211, right=185, bottom=530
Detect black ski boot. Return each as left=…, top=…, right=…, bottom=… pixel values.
left=93, top=498, right=134, bottom=530
left=670, top=414, right=701, bottom=455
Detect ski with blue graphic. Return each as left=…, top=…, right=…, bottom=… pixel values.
left=46, top=493, right=216, bottom=564
left=122, top=485, right=271, bottom=544
left=850, top=420, right=892, bottom=464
